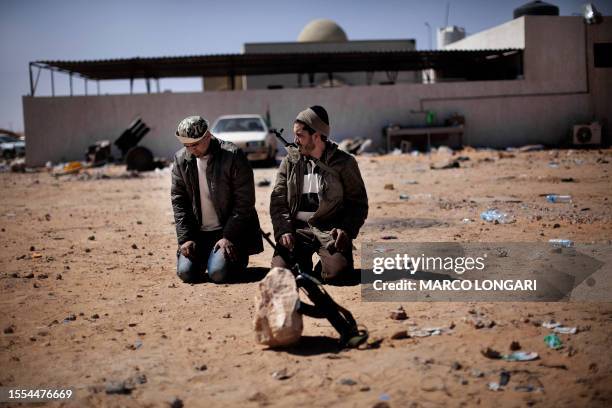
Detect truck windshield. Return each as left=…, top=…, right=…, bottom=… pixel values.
left=213, top=118, right=264, bottom=133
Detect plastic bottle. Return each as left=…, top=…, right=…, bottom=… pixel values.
left=546, top=195, right=572, bottom=203
left=480, top=209, right=513, bottom=224
left=549, top=239, right=574, bottom=248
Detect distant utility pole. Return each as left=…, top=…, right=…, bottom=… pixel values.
left=424, top=22, right=432, bottom=49
left=445, top=2, right=450, bottom=27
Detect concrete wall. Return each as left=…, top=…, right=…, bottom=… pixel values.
left=587, top=15, right=612, bottom=140
left=22, top=79, right=589, bottom=166
left=22, top=16, right=611, bottom=166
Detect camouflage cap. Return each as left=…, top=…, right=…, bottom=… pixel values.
left=175, top=116, right=209, bottom=144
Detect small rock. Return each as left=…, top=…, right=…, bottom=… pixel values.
left=168, top=397, right=183, bottom=408
left=384, top=183, right=394, bottom=190
left=131, top=243, right=138, bottom=250
left=105, top=381, right=133, bottom=395
left=30, top=246, right=35, bottom=251
left=272, top=368, right=291, bottom=380
left=339, top=378, right=357, bottom=386
left=222, top=313, right=232, bottom=319
left=470, top=318, right=495, bottom=329
left=481, top=347, right=502, bottom=359
left=64, top=314, right=77, bottom=322
left=130, top=340, right=143, bottom=350
left=499, top=371, right=511, bottom=386
left=91, top=314, right=100, bottom=319
left=451, top=361, right=462, bottom=370
left=248, top=392, right=268, bottom=403
left=56, top=274, right=62, bottom=280
left=24, top=272, right=34, bottom=279
left=389, top=306, right=408, bottom=320
left=4, top=324, right=15, bottom=334
left=88, top=235, right=95, bottom=241
left=470, top=369, right=484, bottom=378
left=133, top=374, right=147, bottom=384
left=257, top=179, right=271, bottom=187
left=510, top=341, right=521, bottom=351
left=390, top=330, right=409, bottom=340
left=37, top=273, right=48, bottom=279
left=195, top=364, right=208, bottom=371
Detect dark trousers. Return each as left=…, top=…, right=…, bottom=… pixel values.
left=176, top=229, right=248, bottom=283
left=271, top=222, right=354, bottom=281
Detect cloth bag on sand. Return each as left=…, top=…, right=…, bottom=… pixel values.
left=254, top=267, right=303, bottom=347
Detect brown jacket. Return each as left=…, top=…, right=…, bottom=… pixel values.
left=270, top=142, right=368, bottom=246
left=171, top=137, right=263, bottom=255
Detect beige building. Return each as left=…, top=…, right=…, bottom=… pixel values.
left=204, top=19, right=417, bottom=91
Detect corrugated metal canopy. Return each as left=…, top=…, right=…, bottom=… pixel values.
left=34, top=49, right=522, bottom=80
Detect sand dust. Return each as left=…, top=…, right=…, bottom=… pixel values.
left=1, top=148, right=611, bottom=407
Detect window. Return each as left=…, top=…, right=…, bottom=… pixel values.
left=594, top=43, right=612, bottom=68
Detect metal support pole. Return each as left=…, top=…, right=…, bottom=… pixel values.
left=156, top=79, right=160, bottom=93
left=33, top=66, right=42, bottom=95
left=29, top=63, right=34, bottom=96
left=328, top=72, right=334, bottom=87
left=51, top=69, right=55, bottom=97
left=366, top=71, right=374, bottom=86
left=146, top=78, right=150, bottom=94
left=130, top=78, right=133, bottom=94
left=97, top=80, right=100, bottom=95
left=85, top=78, right=88, bottom=96
left=69, top=73, right=73, bottom=96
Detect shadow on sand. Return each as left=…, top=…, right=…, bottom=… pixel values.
left=267, top=335, right=343, bottom=356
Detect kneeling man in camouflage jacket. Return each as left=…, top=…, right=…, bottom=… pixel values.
left=270, top=106, right=368, bottom=281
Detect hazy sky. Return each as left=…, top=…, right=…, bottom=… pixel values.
left=0, top=0, right=608, bottom=132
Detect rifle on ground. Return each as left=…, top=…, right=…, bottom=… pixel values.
left=260, top=229, right=368, bottom=348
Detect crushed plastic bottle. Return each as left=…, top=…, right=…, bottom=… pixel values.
left=546, top=195, right=572, bottom=203
left=544, top=333, right=563, bottom=349
left=549, top=239, right=574, bottom=248
left=480, top=208, right=514, bottom=224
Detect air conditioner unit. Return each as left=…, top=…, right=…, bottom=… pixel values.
left=573, top=122, right=601, bottom=146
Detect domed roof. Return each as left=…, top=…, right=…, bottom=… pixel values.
left=297, top=19, right=348, bottom=42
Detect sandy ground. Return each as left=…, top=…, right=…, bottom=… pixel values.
left=1, top=147, right=612, bottom=407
